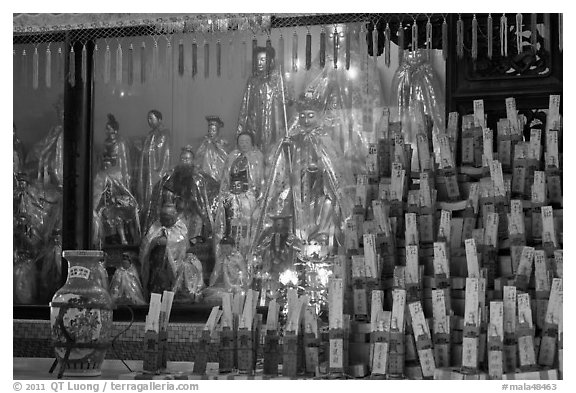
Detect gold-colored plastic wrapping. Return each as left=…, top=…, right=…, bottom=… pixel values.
left=195, top=135, right=229, bottom=183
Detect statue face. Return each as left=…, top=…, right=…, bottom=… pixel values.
left=105, top=124, right=118, bottom=140
left=159, top=205, right=178, bottom=227
left=147, top=112, right=160, bottom=129
left=180, top=151, right=194, bottom=166
left=256, top=52, right=267, bottom=73
left=207, top=122, right=219, bottom=138
left=298, top=110, right=319, bottom=129
left=237, top=134, right=253, bottom=153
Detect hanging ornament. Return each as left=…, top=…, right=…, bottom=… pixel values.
left=442, top=16, right=448, bottom=61
left=345, top=25, right=351, bottom=70
left=127, top=43, right=134, bottom=86
left=227, top=37, right=234, bottom=79
left=152, top=36, right=159, bottom=80
left=335, top=26, right=341, bottom=69
left=81, top=43, right=87, bottom=84
left=178, top=39, right=184, bottom=77
left=319, top=27, right=326, bottom=68
left=372, top=22, right=378, bottom=67
left=45, top=44, right=52, bottom=88
left=57, top=46, right=63, bottom=83
left=278, top=33, right=285, bottom=73
left=516, top=13, right=523, bottom=55
left=472, top=15, right=478, bottom=60
left=487, top=14, right=493, bottom=59
left=359, top=24, right=366, bottom=71
left=266, top=35, right=272, bottom=77
left=305, top=28, right=312, bottom=70
left=252, top=35, right=257, bottom=75
left=500, top=14, right=508, bottom=57
left=116, top=41, right=123, bottom=84
left=291, top=29, right=298, bottom=73
left=216, top=39, right=221, bottom=77
left=398, top=21, right=404, bottom=65
left=426, top=16, right=433, bottom=59
left=241, top=38, right=247, bottom=78
left=411, top=18, right=418, bottom=52
left=104, top=42, right=111, bottom=84
left=192, top=39, right=198, bottom=79
left=559, top=13, right=563, bottom=52
left=165, top=36, right=173, bottom=78
left=204, top=39, right=209, bottom=79
left=384, top=22, right=391, bottom=67
left=32, top=46, right=39, bottom=90
left=530, top=13, right=538, bottom=52
left=68, top=45, right=76, bottom=87
left=21, top=49, right=28, bottom=87
left=141, top=42, right=147, bottom=84
left=457, top=14, right=464, bottom=59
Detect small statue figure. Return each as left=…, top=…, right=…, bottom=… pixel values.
left=195, top=115, right=229, bottom=183
left=172, top=252, right=205, bottom=304
left=109, top=252, right=147, bottom=306
left=137, top=109, right=171, bottom=230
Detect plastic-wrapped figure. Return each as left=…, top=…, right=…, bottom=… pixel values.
left=208, top=132, right=263, bottom=293
left=137, top=109, right=171, bottom=230
left=140, top=192, right=188, bottom=296
left=236, top=46, right=292, bottom=170
left=195, top=115, right=229, bottom=183
left=145, top=146, right=219, bottom=247
left=109, top=252, right=146, bottom=306
left=13, top=123, right=25, bottom=175
left=172, top=252, right=205, bottom=303
left=101, top=113, right=132, bottom=189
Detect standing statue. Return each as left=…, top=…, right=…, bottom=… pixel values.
left=195, top=115, right=229, bottom=183
left=101, top=113, right=132, bottom=189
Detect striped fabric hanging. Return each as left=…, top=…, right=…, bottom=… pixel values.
left=216, top=39, right=221, bottom=77
left=266, top=36, right=272, bottom=77
left=487, top=14, right=493, bottom=59
left=335, top=26, right=341, bottom=69
left=501, top=14, right=508, bottom=57
left=411, top=19, right=418, bottom=52
left=398, top=22, right=404, bottom=65
left=81, top=43, right=87, bottom=84
left=305, top=29, right=312, bottom=70
left=21, top=49, right=28, bottom=88
left=152, top=37, right=159, bottom=80
left=141, top=42, right=147, bottom=84
left=457, top=15, right=464, bottom=59
left=252, top=35, right=257, bottom=75
left=57, top=46, right=63, bottom=83
left=278, top=34, right=285, bottom=73
left=32, top=46, right=39, bottom=90
left=165, top=37, right=172, bottom=78
left=178, top=39, right=184, bottom=77
left=516, top=13, right=523, bottom=54
left=127, top=43, right=134, bottom=86
left=192, top=39, right=198, bottom=79
left=384, top=22, right=391, bottom=67
left=319, top=27, right=326, bottom=68
left=227, top=37, right=234, bottom=79
left=291, top=30, right=298, bottom=73
left=104, top=43, right=111, bottom=84
left=472, top=15, right=478, bottom=60
left=345, top=25, right=351, bottom=70
left=241, top=38, right=247, bottom=78
left=116, top=42, right=123, bottom=84
left=45, top=44, right=52, bottom=88
left=204, top=40, right=209, bottom=79
left=426, top=17, right=433, bottom=59
left=68, top=45, right=75, bottom=87
left=372, top=23, right=378, bottom=66
left=442, top=17, right=448, bottom=60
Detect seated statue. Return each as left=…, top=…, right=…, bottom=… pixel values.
left=195, top=115, right=229, bottom=183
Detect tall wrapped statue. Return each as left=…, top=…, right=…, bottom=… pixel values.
left=137, top=109, right=171, bottom=230
left=195, top=115, right=229, bottom=183
left=236, top=45, right=292, bottom=171
left=101, top=113, right=131, bottom=188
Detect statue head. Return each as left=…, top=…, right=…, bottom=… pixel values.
left=159, top=202, right=178, bottom=228
left=205, top=115, right=224, bottom=138
left=237, top=131, right=255, bottom=154
left=254, top=46, right=275, bottom=75
left=147, top=109, right=163, bottom=129
left=179, top=145, right=195, bottom=166
left=105, top=113, right=119, bottom=140
left=297, top=91, right=324, bottom=130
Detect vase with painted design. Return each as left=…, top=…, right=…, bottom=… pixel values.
left=50, top=250, right=112, bottom=377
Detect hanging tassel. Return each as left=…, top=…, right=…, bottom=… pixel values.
left=81, top=43, right=87, bottom=84
left=516, top=13, right=523, bottom=54
left=141, top=42, right=147, bottom=84
left=252, top=35, right=257, bottom=75
left=192, top=39, right=197, bottom=79
left=45, top=45, right=51, bottom=88
left=372, top=23, right=378, bottom=66
left=501, top=14, right=508, bottom=57
left=488, top=14, right=493, bottom=59
left=398, top=22, right=404, bottom=65
left=93, top=43, right=98, bottom=82
left=384, top=22, right=391, bottom=67
left=204, top=40, right=210, bottom=79
left=335, top=26, right=341, bottom=69
left=472, top=15, right=478, bottom=60
left=559, top=14, right=563, bottom=52
left=116, top=42, right=123, bottom=84
left=216, top=39, right=221, bottom=77
left=265, top=36, right=272, bottom=77
left=32, top=46, right=39, bottom=90
left=319, top=27, right=326, bottom=68
left=152, top=37, right=159, bottom=80
left=278, top=34, right=285, bottom=73
left=178, top=39, right=184, bottom=77
left=165, top=37, right=172, bottom=78
left=127, top=43, right=134, bottom=86
left=68, top=45, right=76, bottom=87
left=426, top=17, right=433, bottom=59
left=359, top=24, right=366, bottom=71
left=305, top=29, right=312, bottom=70
left=345, top=25, right=351, bottom=70
left=291, top=30, right=298, bottom=73
left=227, top=38, right=234, bottom=79
left=104, top=43, right=111, bottom=84
left=411, top=19, right=418, bottom=52
left=530, top=13, right=538, bottom=52
left=457, top=15, right=464, bottom=59
left=442, top=17, right=448, bottom=61
left=241, top=39, right=247, bottom=78
left=21, top=49, right=28, bottom=88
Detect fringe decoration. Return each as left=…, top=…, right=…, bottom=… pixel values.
left=141, top=42, right=147, bottom=84
left=457, top=15, right=464, bottom=59
left=488, top=14, right=493, bottom=59
left=291, top=30, right=298, bottom=73
left=45, top=45, right=51, bottom=88
left=345, top=25, right=351, bottom=70
left=384, top=22, right=391, bottom=67
left=335, top=26, right=340, bottom=69
left=152, top=37, right=159, bottom=80
left=81, top=43, right=87, bottom=84
left=204, top=40, right=209, bottom=79
left=543, top=14, right=551, bottom=53
left=426, top=17, right=433, bottom=59
left=411, top=20, right=418, bottom=52
left=278, top=34, right=285, bottom=73
left=305, top=29, right=312, bottom=70
left=501, top=14, right=508, bottom=57
left=516, top=13, right=523, bottom=54
left=252, top=35, right=257, bottom=75
left=241, top=39, right=247, bottom=78
left=559, top=13, right=563, bottom=52
left=319, top=27, right=326, bottom=68
left=32, top=46, right=39, bottom=90
left=216, top=39, right=221, bottom=77
left=530, top=13, right=538, bottom=52
left=472, top=15, right=478, bottom=60
left=165, top=37, right=172, bottom=78
left=442, top=17, right=448, bottom=61
left=68, top=45, right=75, bottom=87
left=372, top=24, right=378, bottom=66
left=178, top=39, right=184, bottom=77
left=21, top=49, right=28, bottom=87
left=127, top=43, right=134, bottom=86
left=116, top=42, right=123, bottom=84
left=192, top=39, right=198, bottom=79
left=104, top=44, right=111, bottom=84
left=398, top=22, right=404, bottom=65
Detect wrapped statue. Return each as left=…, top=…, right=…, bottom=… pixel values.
left=195, top=115, right=229, bottom=183
left=101, top=113, right=131, bottom=189
left=145, top=145, right=219, bottom=246
left=172, top=252, right=205, bottom=304
left=236, top=45, right=293, bottom=170
left=137, top=109, right=171, bottom=230
left=109, top=252, right=147, bottom=306
left=208, top=132, right=264, bottom=294
left=140, top=191, right=188, bottom=296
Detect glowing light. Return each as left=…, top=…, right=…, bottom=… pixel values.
left=279, top=269, right=299, bottom=286
left=347, top=67, right=358, bottom=80
left=119, top=90, right=125, bottom=97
